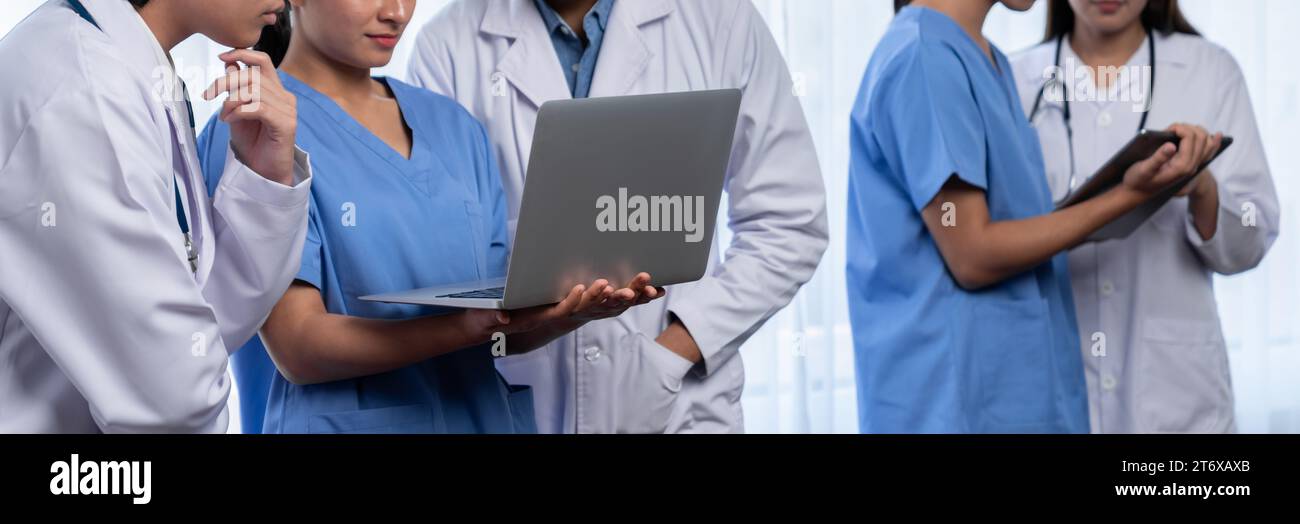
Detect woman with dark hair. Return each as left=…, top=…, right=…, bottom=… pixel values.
left=197, top=0, right=661, bottom=434
left=846, top=0, right=1219, bottom=433
left=1011, top=0, right=1279, bottom=433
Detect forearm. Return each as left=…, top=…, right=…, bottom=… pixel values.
left=206, top=148, right=312, bottom=349
left=944, top=186, right=1147, bottom=288
left=1186, top=174, right=1221, bottom=241
left=264, top=311, right=489, bottom=385
left=656, top=319, right=703, bottom=364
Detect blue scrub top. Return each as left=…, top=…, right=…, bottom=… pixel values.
left=846, top=6, right=1088, bottom=433
left=197, top=73, right=535, bottom=434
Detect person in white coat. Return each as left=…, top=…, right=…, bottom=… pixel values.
left=407, top=0, right=829, bottom=433
left=1010, top=0, right=1280, bottom=433
left=0, top=0, right=311, bottom=433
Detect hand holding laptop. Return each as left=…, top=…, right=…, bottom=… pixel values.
left=458, top=273, right=664, bottom=357
left=498, top=273, right=664, bottom=336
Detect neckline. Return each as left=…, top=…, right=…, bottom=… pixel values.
left=906, top=5, right=1008, bottom=79
left=281, top=72, right=423, bottom=167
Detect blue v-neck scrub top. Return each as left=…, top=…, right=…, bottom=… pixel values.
left=846, top=7, right=1088, bottom=434
left=198, top=74, right=535, bottom=434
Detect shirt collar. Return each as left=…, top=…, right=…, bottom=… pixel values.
left=532, top=0, right=615, bottom=37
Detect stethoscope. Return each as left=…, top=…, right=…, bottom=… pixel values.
left=1029, top=30, right=1156, bottom=203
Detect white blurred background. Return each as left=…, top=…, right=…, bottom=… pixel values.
left=3, top=0, right=1295, bottom=433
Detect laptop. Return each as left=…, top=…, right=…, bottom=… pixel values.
left=359, top=89, right=743, bottom=310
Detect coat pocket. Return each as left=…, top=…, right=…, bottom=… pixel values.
left=306, top=404, right=437, bottom=434
left=1136, top=317, right=1233, bottom=433
left=614, top=333, right=692, bottom=434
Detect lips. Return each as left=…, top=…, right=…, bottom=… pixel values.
left=368, top=34, right=400, bottom=48
left=1093, top=0, right=1124, bottom=14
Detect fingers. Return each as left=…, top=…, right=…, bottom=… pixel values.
left=1205, top=132, right=1223, bottom=166
left=574, top=280, right=609, bottom=312
left=623, top=272, right=652, bottom=292
left=607, top=272, right=652, bottom=303
left=204, top=56, right=279, bottom=101
left=1165, top=123, right=1209, bottom=178
left=204, top=67, right=249, bottom=101
left=218, top=49, right=282, bottom=88
left=634, top=285, right=664, bottom=306
left=1129, top=142, right=1176, bottom=183
left=204, top=49, right=294, bottom=122
left=553, top=285, right=585, bottom=317
left=541, top=274, right=663, bottom=326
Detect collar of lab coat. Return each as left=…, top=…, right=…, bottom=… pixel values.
left=78, top=0, right=181, bottom=98
left=481, top=0, right=674, bottom=107
left=79, top=0, right=209, bottom=252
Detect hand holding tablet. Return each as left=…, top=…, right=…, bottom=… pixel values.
left=1056, top=125, right=1232, bottom=241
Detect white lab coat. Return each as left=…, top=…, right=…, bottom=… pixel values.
left=1011, top=32, right=1279, bottom=433
left=0, top=0, right=312, bottom=433
left=408, top=0, right=828, bottom=433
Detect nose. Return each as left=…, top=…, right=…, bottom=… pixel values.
left=378, top=0, right=413, bottom=25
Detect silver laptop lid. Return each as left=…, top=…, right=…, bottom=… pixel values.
left=502, top=89, right=742, bottom=309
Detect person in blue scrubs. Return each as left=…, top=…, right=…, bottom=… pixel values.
left=198, top=0, right=662, bottom=434
left=846, top=0, right=1219, bottom=433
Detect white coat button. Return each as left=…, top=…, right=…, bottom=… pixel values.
left=1097, top=111, right=1113, bottom=127
left=1101, top=374, right=1118, bottom=391
left=584, top=346, right=601, bottom=362
left=1100, top=281, right=1115, bottom=296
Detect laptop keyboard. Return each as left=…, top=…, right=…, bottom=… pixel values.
left=438, top=287, right=505, bottom=299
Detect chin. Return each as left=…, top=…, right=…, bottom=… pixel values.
left=365, top=53, right=397, bottom=69
left=210, top=30, right=265, bottom=50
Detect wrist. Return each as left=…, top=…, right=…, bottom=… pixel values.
left=1108, top=184, right=1150, bottom=208
left=458, top=311, right=500, bottom=345
left=1189, top=172, right=1216, bottom=201
left=233, top=147, right=295, bottom=186
left=656, top=321, right=703, bottom=364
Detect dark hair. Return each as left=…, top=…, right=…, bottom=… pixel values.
left=128, top=0, right=149, bottom=7
left=254, top=1, right=293, bottom=67
left=894, top=0, right=910, bottom=13
left=1044, top=0, right=1199, bottom=42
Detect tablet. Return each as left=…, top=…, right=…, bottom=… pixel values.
left=1054, top=130, right=1234, bottom=241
